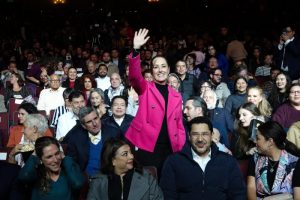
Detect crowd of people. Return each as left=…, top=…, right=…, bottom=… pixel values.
left=1, top=17, right=300, bottom=200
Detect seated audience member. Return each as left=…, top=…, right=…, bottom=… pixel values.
left=8, top=114, right=49, bottom=166
left=7, top=103, right=52, bottom=148
left=142, top=69, right=153, bottom=81
left=202, top=89, right=234, bottom=147
left=1, top=61, right=25, bottom=88
left=185, top=53, right=201, bottom=79
left=175, top=60, right=199, bottom=103
left=0, top=94, right=7, bottom=112
left=254, top=53, right=274, bottom=77
left=263, top=68, right=281, bottom=97
left=122, top=65, right=139, bottom=116
left=95, top=64, right=111, bottom=92
left=247, top=86, right=272, bottom=119
left=37, top=74, right=65, bottom=115
left=38, top=69, right=50, bottom=90
left=205, top=45, right=229, bottom=78
left=100, top=51, right=119, bottom=77
left=18, top=136, right=84, bottom=200
left=0, top=161, right=25, bottom=200
left=287, top=121, right=300, bottom=148
left=56, top=91, right=85, bottom=141
left=225, top=76, right=248, bottom=118
left=208, top=68, right=231, bottom=108
left=104, top=72, right=125, bottom=107
left=62, top=107, right=120, bottom=176
left=231, top=102, right=264, bottom=160
left=167, top=73, right=181, bottom=92
left=50, top=88, right=74, bottom=128
left=84, top=61, right=98, bottom=79
left=88, top=88, right=108, bottom=119
left=228, top=64, right=257, bottom=94
left=199, top=81, right=213, bottom=97
left=102, top=96, right=134, bottom=137
left=247, top=121, right=300, bottom=199
left=212, top=129, right=232, bottom=154
left=4, top=72, right=31, bottom=106
left=267, top=72, right=291, bottom=112
left=160, top=117, right=246, bottom=200
left=80, top=74, right=97, bottom=103
left=61, top=66, right=81, bottom=90
left=87, top=138, right=163, bottom=200
left=272, top=83, right=300, bottom=129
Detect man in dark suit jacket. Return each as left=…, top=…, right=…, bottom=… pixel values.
left=102, top=95, right=134, bottom=137
left=62, top=107, right=121, bottom=176
left=276, top=25, right=300, bottom=80
left=0, top=161, right=25, bottom=200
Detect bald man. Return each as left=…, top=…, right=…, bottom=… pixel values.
left=37, top=74, right=66, bottom=115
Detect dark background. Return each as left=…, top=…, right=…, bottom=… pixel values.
left=0, top=0, right=299, bottom=38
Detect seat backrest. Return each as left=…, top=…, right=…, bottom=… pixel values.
left=8, top=98, right=23, bottom=122
left=0, top=113, right=9, bottom=147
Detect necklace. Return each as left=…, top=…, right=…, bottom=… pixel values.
left=268, top=159, right=279, bottom=173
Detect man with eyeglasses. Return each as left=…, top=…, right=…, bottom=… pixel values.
left=37, top=74, right=65, bottom=115
left=160, top=117, right=246, bottom=200
left=276, top=25, right=300, bottom=81
left=208, top=68, right=231, bottom=108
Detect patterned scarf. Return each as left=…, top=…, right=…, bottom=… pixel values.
left=254, top=150, right=298, bottom=199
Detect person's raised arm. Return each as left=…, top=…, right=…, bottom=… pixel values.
left=129, top=28, right=150, bottom=94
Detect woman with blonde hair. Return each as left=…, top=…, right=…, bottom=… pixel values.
left=247, top=86, right=272, bottom=119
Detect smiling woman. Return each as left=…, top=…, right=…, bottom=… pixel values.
left=87, top=138, right=163, bottom=200
left=125, top=28, right=186, bottom=178
left=18, top=136, right=84, bottom=200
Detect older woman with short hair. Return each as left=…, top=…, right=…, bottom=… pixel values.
left=8, top=113, right=50, bottom=166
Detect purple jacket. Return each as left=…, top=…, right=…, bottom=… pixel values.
left=125, top=54, right=186, bottom=152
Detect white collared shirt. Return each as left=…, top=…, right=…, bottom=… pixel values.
left=89, top=130, right=102, bottom=145
left=113, top=115, right=124, bottom=126
left=37, top=87, right=65, bottom=115
left=56, top=111, right=78, bottom=140
left=191, top=147, right=211, bottom=172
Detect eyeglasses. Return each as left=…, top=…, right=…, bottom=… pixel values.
left=214, top=74, right=222, bottom=77
left=50, top=80, right=60, bottom=83
left=290, top=90, right=300, bottom=94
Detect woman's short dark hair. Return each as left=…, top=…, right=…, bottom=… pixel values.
left=258, top=121, right=300, bottom=156
left=101, top=138, right=139, bottom=175
left=34, top=136, right=61, bottom=193
left=18, top=102, right=38, bottom=114
left=234, top=76, right=248, bottom=92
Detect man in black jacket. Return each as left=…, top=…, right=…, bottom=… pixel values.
left=160, top=117, right=245, bottom=200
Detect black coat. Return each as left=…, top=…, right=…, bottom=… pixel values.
left=102, top=114, right=134, bottom=137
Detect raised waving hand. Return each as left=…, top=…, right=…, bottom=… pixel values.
left=133, top=28, right=150, bottom=49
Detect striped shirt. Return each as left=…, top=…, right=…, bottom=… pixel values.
left=50, top=105, right=69, bottom=128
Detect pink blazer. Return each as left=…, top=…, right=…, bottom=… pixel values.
left=125, top=54, right=186, bottom=152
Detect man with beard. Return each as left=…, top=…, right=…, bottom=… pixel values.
left=100, top=51, right=119, bottom=77
left=95, top=64, right=111, bottom=91
left=208, top=68, right=230, bottom=108
left=56, top=91, right=86, bottom=141
left=202, top=90, right=233, bottom=147
left=160, top=117, right=246, bottom=200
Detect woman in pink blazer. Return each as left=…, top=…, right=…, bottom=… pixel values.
left=125, top=29, right=186, bottom=177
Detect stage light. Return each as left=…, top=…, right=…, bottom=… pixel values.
left=53, top=0, right=65, bottom=4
